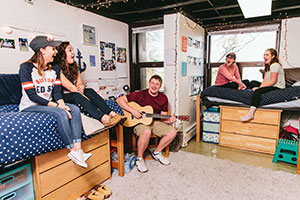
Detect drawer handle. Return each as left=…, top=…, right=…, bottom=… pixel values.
left=1, top=192, right=16, bottom=200
left=0, top=176, right=15, bottom=185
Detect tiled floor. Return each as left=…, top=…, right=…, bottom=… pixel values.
left=182, top=137, right=297, bottom=174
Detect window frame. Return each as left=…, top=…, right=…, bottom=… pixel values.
left=130, top=24, right=164, bottom=91
left=206, top=21, right=281, bottom=87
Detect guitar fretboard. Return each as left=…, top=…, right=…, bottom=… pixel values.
left=145, top=113, right=171, bottom=119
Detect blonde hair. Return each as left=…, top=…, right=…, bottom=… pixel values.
left=25, top=50, right=52, bottom=76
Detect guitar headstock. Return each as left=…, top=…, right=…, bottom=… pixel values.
left=177, top=115, right=190, bottom=121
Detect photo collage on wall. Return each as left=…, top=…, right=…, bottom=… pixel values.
left=190, top=76, right=203, bottom=96
left=100, top=41, right=116, bottom=71
left=182, top=35, right=204, bottom=66
left=81, top=24, right=127, bottom=71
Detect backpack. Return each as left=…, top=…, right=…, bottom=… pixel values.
left=279, top=125, right=299, bottom=141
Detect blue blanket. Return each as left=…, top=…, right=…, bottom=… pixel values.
left=0, top=100, right=123, bottom=168
left=201, top=86, right=300, bottom=106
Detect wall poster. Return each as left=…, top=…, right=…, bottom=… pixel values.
left=117, top=47, right=127, bottom=63
left=82, top=24, right=96, bottom=45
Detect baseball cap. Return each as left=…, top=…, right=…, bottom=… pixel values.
left=226, top=52, right=236, bottom=59
left=29, top=36, right=62, bottom=52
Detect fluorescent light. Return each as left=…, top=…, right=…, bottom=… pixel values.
left=238, top=0, right=272, bottom=18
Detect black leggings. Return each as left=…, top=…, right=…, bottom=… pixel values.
left=63, top=88, right=112, bottom=120
left=217, top=80, right=261, bottom=89
left=251, top=86, right=279, bottom=107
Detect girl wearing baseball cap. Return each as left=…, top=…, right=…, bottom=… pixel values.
left=19, top=36, right=91, bottom=168
left=215, top=52, right=247, bottom=90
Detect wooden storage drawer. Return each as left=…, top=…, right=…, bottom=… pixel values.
left=220, top=106, right=281, bottom=125
left=220, top=132, right=277, bottom=154
left=32, top=130, right=111, bottom=200
left=43, top=162, right=110, bottom=200
left=36, top=130, right=109, bottom=173
left=40, top=143, right=109, bottom=196
left=221, top=120, right=278, bottom=139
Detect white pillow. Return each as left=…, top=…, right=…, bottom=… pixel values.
left=80, top=113, right=104, bottom=136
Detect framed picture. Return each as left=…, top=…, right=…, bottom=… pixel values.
left=190, top=76, right=203, bottom=96
left=82, top=24, right=96, bottom=45
left=117, top=47, right=127, bottom=63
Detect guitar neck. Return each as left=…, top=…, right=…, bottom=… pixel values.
left=145, top=113, right=172, bottom=119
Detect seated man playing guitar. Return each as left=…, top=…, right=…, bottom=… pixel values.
left=116, top=75, right=177, bottom=173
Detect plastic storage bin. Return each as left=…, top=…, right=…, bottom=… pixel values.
left=203, top=107, right=220, bottom=144
left=0, top=163, right=34, bottom=200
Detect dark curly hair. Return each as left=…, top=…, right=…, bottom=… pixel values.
left=54, top=41, right=78, bottom=84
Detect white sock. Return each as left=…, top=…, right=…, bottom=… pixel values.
left=241, top=106, right=257, bottom=122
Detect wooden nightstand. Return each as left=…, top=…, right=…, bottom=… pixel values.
left=219, top=106, right=282, bottom=154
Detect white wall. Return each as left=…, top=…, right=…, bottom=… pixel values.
left=164, top=13, right=205, bottom=146
left=279, top=17, right=300, bottom=68
left=0, top=0, right=129, bottom=97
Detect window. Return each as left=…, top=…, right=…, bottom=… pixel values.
left=138, top=29, right=164, bottom=62
left=132, top=25, right=164, bottom=91
left=208, top=24, right=279, bottom=86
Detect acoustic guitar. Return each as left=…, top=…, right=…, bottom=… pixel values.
left=123, top=102, right=190, bottom=127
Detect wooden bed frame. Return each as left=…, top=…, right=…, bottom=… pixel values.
left=196, top=94, right=300, bottom=174
left=32, top=129, right=111, bottom=200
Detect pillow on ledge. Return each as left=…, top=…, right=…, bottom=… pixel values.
left=284, top=68, right=300, bottom=85
left=260, top=68, right=300, bottom=87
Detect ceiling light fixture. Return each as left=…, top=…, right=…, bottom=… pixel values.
left=237, top=0, right=272, bottom=18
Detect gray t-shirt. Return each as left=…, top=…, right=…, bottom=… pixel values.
left=265, top=63, right=285, bottom=89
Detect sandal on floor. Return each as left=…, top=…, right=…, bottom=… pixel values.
left=97, top=185, right=112, bottom=198
left=87, top=190, right=104, bottom=200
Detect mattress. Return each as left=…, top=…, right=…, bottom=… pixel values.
left=201, top=86, right=300, bottom=108
left=0, top=100, right=123, bottom=168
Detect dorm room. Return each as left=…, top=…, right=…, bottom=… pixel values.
left=1, top=0, right=300, bottom=199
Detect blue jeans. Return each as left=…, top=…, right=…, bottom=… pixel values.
left=63, top=88, right=112, bottom=121
left=22, top=103, right=82, bottom=149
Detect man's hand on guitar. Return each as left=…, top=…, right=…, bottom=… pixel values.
left=162, top=114, right=176, bottom=125
left=132, top=109, right=142, bottom=119
left=169, top=115, right=177, bottom=124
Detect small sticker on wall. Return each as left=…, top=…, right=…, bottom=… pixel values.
left=182, top=36, right=187, bottom=52
left=19, top=38, right=29, bottom=52
left=89, top=55, right=96, bottom=67
left=0, top=38, right=15, bottom=49
left=181, top=62, right=187, bottom=76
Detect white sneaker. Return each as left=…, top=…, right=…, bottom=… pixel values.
left=68, top=150, right=88, bottom=168
left=78, top=149, right=92, bottom=161
left=136, top=158, right=148, bottom=173
left=152, top=151, right=170, bottom=165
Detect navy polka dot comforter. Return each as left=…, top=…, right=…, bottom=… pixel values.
left=0, top=100, right=123, bottom=168
left=201, top=86, right=300, bottom=106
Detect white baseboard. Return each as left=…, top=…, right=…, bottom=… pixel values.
left=181, top=124, right=196, bottom=147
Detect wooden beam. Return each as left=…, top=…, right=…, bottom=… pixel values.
left=193, top=4, right=239, bottom=13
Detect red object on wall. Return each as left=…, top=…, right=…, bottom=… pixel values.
left=182, top=36, right=187, bottom=52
